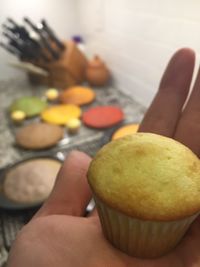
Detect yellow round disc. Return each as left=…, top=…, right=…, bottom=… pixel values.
left=41, top=105, right=81, bottom=125
left=112, top=124, right=139, bottom=140
left=60, top=86, right=95, bottom=106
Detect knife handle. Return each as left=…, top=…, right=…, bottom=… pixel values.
left=24, top=17, right=60, bottom=60
left=41, top=19, right=65, bottom=51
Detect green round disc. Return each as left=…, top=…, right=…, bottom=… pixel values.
left=10, top=97, right=48, bottom=118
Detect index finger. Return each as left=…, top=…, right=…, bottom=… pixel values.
left=174, top=66, right=200, bottom=157
left=139, top=48, right=195, bottom=137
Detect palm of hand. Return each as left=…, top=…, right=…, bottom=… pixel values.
left=9, top=213, right=200, bottom=267
left=7, top=48, right=200, bottom=267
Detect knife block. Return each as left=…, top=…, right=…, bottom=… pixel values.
left=28, top=41, right=88, bottom=88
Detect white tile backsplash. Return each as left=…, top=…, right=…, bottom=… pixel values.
left=78, top=0, right=200, bottom=106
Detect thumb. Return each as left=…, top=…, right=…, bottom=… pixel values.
left=34, top=151, right=92, bottom=218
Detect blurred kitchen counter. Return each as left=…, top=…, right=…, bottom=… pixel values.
left=0, top=78, right=146, bottom=168
left=0, top=77, right=146, bottom=266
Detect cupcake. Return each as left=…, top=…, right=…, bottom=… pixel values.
left=88, top=133, right=200, bottom=258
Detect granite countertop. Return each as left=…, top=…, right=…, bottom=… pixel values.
left=0, top=78, right=146, bottom=168
left=0, top=77, right=146, bottom=266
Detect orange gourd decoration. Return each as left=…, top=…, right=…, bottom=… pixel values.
left=86, top=55, right=110, bottom=86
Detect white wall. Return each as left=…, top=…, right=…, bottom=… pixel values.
left=0, top=0, right=80, bottom=80
left=2, top=1, right=200, bottom=106
left=78, top=0, right=200, bottom=106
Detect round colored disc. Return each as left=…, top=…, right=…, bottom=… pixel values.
left=10, top=97, right=47, bottom=118
left=60, top=86, right=95, bottom=106
left=41, top=104, right=81, bottom=125
left=112, top=124, right=139, bottom=140
left=83, top=106, right=124, bottom=129
left=15, top=122, right=64, bottom=150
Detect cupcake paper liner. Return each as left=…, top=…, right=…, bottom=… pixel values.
left=94, top=195, right=199, bottom=258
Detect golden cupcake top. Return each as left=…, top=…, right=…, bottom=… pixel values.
left=88, top=133, right=200, bottom=221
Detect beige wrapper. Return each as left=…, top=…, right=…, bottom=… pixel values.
left=94, top=195, right=199, bottom=258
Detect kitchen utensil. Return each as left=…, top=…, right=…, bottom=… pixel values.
left=86, top=55, right=110, bottom=86
left=41, top=19, right=65, bottom=50
left=24, top=17, right=60, bottom=60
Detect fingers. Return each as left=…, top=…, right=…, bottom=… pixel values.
left=34, top=151, right=92, bottom=218
left=139, top=48, right=195, bottom=137
left=88, top=208, right=98, bottom=217
left=85, top=199, right=98, bottom=217
left=174, top=67, right=200, bottom=157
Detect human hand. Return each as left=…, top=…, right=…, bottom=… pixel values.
left=7, top=48, right=200, bottom=267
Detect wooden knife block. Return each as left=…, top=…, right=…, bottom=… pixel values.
left=28, top=41, right=88, bottom=88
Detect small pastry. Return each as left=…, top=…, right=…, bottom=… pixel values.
left=66, top=118, right=81, bottom=134
left=11, top=110, right=26, bottom=124
left=45, top=88, right=59, bottom=101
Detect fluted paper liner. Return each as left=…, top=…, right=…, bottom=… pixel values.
left=94, top=195, right=199, bottom=258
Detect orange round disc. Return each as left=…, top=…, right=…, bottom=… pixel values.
left=60, top=86, right=95, bottom=106
left=112, top=124, right=139, bottom=140
left=41, top=105, right=81, bottom=125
